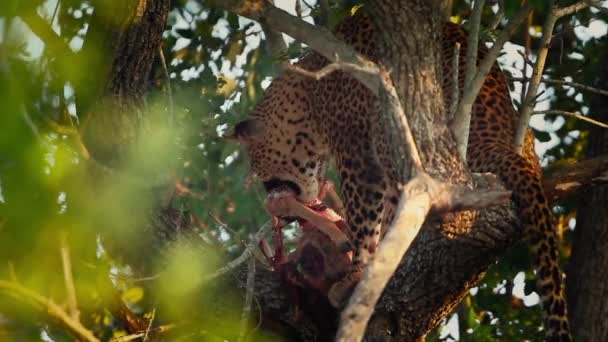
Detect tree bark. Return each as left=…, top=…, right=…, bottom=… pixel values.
left=80, top=0, right=170, bottom=168
left=229, top=1, right=523, bottom=340
left=566, top=44, right=608, bottom=342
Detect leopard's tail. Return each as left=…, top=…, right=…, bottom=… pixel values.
left=468, top=141, right=571, bottom=342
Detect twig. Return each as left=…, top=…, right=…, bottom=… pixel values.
left=142, top=308, right=155, bottom=341
left=451, top=3, right=532, bottom=159
left=287, top=60, right=420, bottom=171
left=204, top=221, right=271, bottom=281
left=60, top=235, right=80, bottom=322
left=287, top=60, right=380, bottom=92
left=238, top=256, right=256, bottom=342
left=158, top=46, right=174, bottom=127
left=515, top=0, right=591, bottom=153
left=533, top=110, right=608, bottom=128
left=511, top=76, right=608, bottom=97
left=0, top=280, right=99, bottom=342
left=335, top=174, right=510, bottom=342
left=110, top=324, right=175, bottom=342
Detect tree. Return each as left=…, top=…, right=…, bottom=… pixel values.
left=0, top=0, right=607, bottom=341
left=567, top=36, right=608, bottom=342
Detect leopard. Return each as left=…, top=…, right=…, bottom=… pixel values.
left=227, top=9, right=571, bottom=342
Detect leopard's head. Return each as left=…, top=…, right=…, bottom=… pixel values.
left=226, top=78, right=329, bottom=203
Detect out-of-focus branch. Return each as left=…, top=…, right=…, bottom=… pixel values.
left=0, top=280, right=99, bottom=342
left=17, top=10, right=72, bottom=56
left=514, top=1, right=591, bottom=152
left=60, top=236, right=80, bottom=322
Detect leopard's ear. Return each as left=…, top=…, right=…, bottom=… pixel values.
left=223, top=119, right=265, bottom=144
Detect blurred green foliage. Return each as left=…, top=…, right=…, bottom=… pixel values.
left=0, top=0, right=606, bottom=341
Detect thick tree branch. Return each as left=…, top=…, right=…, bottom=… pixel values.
left=336, top=173, right=510, bottom=342
left=543, top=154, right=608, bottom=202
left=207, top=0, right=381, bottom=94
left=235, top=154, right=608, bottom=339
left=515, top=1, right=591, bottom=152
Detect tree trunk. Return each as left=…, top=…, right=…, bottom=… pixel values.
left=236, top=1, right=522, bottom=340
left=566, top=45, right=608, bottom=342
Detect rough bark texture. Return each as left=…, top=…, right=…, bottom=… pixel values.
left=566, top=43, right=608, bottom=342
left=80, top=0, right=170, bottom=168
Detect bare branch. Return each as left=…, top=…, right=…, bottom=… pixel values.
left=515, top=1, right=591, bottom=152
left=0, top=280, right=99, bottom=342
left=451, top=3, right=532, bottom=158
left=335, top=173, right=510, bottom=341
left=533, top=110, right=608, bottom=128
left=288, top=59, right=422, bottom=171
left=511, top=76, right=608, bottom=97
left=204, top=221, right=271, bottom=281
left=453, top=0, right=485, bottom=160
left=287, top=61, right=380, bottom=89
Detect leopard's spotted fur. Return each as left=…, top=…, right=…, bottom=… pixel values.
left=230, top=11, right=570, bottom=341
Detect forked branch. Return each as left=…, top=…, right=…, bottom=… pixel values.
left=514, top=1, right=592, bottom=152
